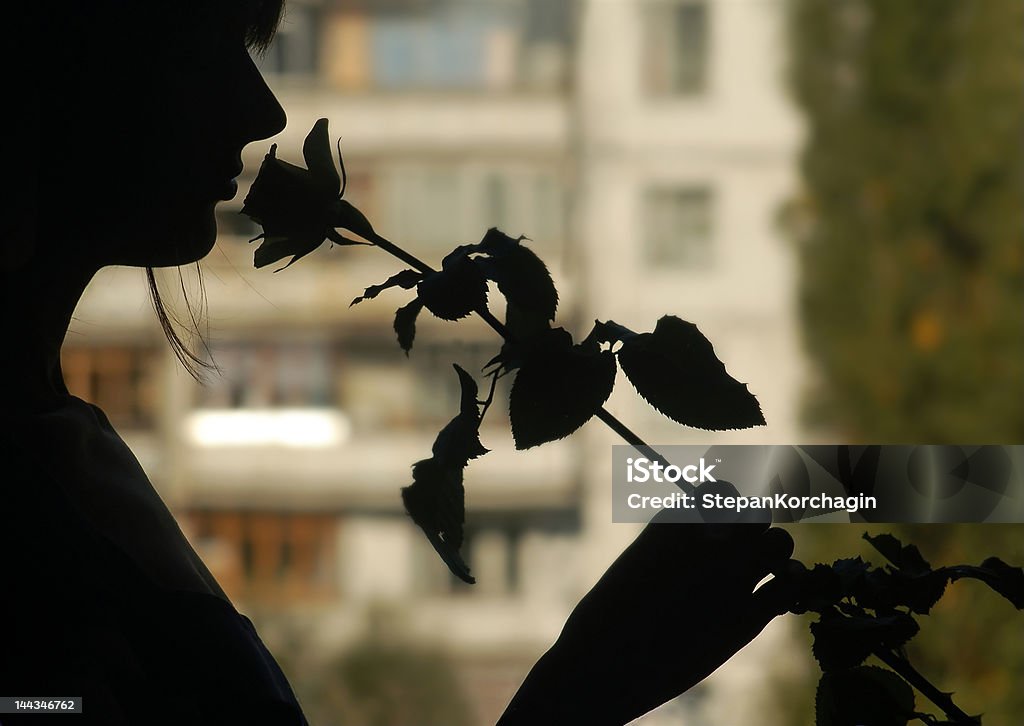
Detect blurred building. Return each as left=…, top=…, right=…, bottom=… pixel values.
left=66, top=1, right=804, bottom=723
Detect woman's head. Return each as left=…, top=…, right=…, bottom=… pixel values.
left=1, top=2, right=290, bottom=386
left=27, top=0, right=287, bottom=269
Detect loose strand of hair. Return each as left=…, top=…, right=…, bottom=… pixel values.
left=146, top=266, right=217, bottom=382
left=177, top=262, right=217, bottom=367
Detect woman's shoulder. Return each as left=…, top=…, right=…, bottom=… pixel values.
left=2, top=394, right=120, bottom=480
left=2, top=395, right=231, bottom=600
left=1, top=515, right=307, bottom=724
left=1, top=405, right=308, bottom=724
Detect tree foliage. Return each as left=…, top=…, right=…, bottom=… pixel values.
left=785, top=0, right=1024, bottom=441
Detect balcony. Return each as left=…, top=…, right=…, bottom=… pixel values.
left=181, top=413, right=581, bottom=511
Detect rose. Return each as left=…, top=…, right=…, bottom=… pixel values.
left=242, top=118, right=373, bottom=269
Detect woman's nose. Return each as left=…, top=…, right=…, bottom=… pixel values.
left=237, top=53, right=287, bottom=144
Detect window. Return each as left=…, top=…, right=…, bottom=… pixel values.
left=519, top=0, right=574, bottom=91
left=382, top=166, right=465, bottom=253
left=188, top=342, right=346, bottom=448
left=337, top=356, right=419, bottom=432
left=378, top=163, right=566, bottom=256
left=189, top=510, right=337, bottom=604
left=61, top=345, right=160, bottom=429
left=432, top=510, right=580, bottom=597
left=370, top=14, right=484, bottom=89
left=481, top=169, right=565, bottom=243
left=412, top=341, right=510, bottom=429
left=483, top=173, right=511, bottom=232
left=337, top=340, right=508, bottom=435
left=643, top=186, right=715, bottom=269
left=195, top=341, right=334, bottom=409
left=642, top=1, right=709, bottom=96
left=326, top=0, right=573, bottom=92
left=532, top=172, right=564, bottom=243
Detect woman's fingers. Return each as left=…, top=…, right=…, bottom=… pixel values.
left=720, top=526, right=796, bottom=596
left=758, top=527, right=796, bottom=573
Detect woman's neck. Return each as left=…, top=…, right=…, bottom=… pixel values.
left=3, top=249, right=97, bottom=414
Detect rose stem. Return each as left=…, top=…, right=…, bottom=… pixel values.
left=359, top=228, right=690, bottom=493
left=873, top=648, right=976, bottom=724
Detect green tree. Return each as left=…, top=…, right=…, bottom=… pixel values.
left=785, top=0, right=1024, bottom=442
left=767, top=524, right=1024, bottom=725
left=781, top=4, right=1024, bottom=722
left=315, top=639, right=473, bottom=726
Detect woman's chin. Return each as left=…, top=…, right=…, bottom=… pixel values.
left=116, top=204, right=219, bottom=267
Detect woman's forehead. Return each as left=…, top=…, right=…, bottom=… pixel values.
left=61, top=0, right=284, bottom=51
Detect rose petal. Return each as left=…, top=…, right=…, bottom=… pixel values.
left=302, top=118, right=340, bottom=195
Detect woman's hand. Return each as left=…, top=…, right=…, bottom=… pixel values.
left=499, top=514, right=797, bottom=725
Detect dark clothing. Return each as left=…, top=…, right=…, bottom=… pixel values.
left=1, top=398, right=307, bottom=725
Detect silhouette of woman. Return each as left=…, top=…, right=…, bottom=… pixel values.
left=1, top=3, right=796, bottom=724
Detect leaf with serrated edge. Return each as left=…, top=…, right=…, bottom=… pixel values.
left=616, top=315, right=764, bottom=430
left=816, top=666, right=914, bottom=726
left=853, top=567, right=950, bottom=615
left=592, top=319, right=638, bottom=346
left=863, top=532, right=932, bottom=576
left=416, top=255, right=488, bottom=321
left=509, top=328, right=617, bottom=449
left=864, top=533, right=905, bottom=566
left=811, top=611, right=919, bottom=671
left=351, top=269, right=423, bottom=306
left=474, top=228, right=558, bottom=322
left=401, top=365, right=492, bottom=584
left=831, top=557, right=870, bottom=596
left=401, top=459, right=474, bottom=584
left=394, top=299, right=424, bottom=354
left=431, top=365, right=489, bottom=467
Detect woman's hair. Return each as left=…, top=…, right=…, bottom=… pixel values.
left=147, top=267, right=217, bottom=381
left=144, top=0, right=285, bottom=380
left=240, top=0, right=288, bottom=55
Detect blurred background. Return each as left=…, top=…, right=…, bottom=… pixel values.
left=66, top=0, right=1022, bottom=723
